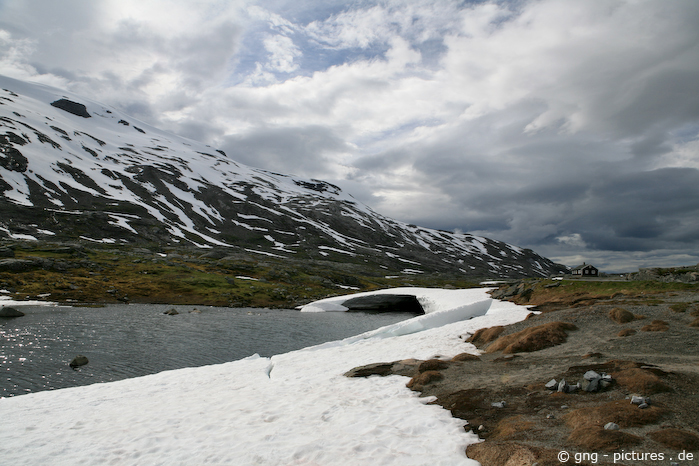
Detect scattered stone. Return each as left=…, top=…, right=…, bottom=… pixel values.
left=557, top=379, right=568, bottom=392
left=545, top=379, right=558, bottom=390
left=0, top=307, right=25, bottom=317
left=69, top=355, right=89, bottom=368
left=491, top=401, right=507, bottom=408
left=546, top=414, right=555, bottom=419
left=638, top=403, right=649, bottom=409
left=164, top=308, right=179, bottom=315
left=604, top=422, right=620, bottom=431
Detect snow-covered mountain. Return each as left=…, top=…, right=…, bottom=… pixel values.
left=0, top=75, right=565, bottom=278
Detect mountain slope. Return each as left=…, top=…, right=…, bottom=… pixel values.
left=0, top=75, right=565, bottom=278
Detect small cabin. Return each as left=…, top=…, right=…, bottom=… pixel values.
left=571, top=262, right=599, bottom=277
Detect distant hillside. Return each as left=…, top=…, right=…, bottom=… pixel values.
left=0, top=75, right=566, bottom=279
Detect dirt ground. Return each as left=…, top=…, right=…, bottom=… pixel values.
left=347, top=288, right=699, bottom=466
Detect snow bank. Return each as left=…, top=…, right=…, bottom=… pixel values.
left=0, top=287, right=532, bottom=465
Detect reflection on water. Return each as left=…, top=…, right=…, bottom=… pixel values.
left=0, top=304, right=413, bottom=397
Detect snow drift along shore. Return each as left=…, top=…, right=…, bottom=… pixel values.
left=0, top=287, right=532, bottom=466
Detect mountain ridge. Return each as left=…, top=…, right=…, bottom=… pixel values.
left=0, top=74, right=566, bottom=279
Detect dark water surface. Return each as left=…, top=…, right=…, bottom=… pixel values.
left=0, top=303, right=414, bottom=397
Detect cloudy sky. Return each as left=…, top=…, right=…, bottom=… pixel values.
left=1, top=0, right=699, bottom=271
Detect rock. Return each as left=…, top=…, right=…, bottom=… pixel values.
left=0, top=259, right=36, bottom=272
left=604, top=422, right=620, bottom=431
left=638, top=402, right=649, bottom=409
left=344, top=362, right=396, bottom=378
left=491, top=401, right=507, bottom=408
left=0, top=247, right=15, bottom=258
left=50, top=99, right=91, bottom=118
left=584, top=370, right=601, bottom=380
left=342, top=294, right=424, bottom=314
left=69, top=355, right=89, bottom=368
left=0, top=307, right=25, bottom=317
left=545, top=379, right=558, bottom=390
left=630, top=395, right=649, bottom=405
left=557, top=379, right=568, bottom=393
left=164, top=308, right=179, bottom=315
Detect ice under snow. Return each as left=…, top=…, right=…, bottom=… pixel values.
left=0, top=287, right=532, bottom=465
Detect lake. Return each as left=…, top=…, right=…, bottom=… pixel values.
left=0, top=303, right=415, bottom=397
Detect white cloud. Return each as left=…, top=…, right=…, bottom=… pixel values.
left=2, top=0, right=699, bottom=270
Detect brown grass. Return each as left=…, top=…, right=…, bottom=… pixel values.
left=649, top=428, right=699, bottom=450
left=567, top=426, right=642, bottom=451
left=670, top=302, right=691, bottom=313
left=490, top=415, right=535, bottom=440
left=417, top=359, right=449, bottom=372
left=689, top=317, right=699, bottom=328
left=565, top=399, right=663, bottom=450
left=565, top=399, right=665, bottom=429
left=485, top=322, right=577, bottom=354
left=451, top=352, right=481, bottom=362
left=617, top=328, right=637, bottom=337
left=641, top=320, right=669, bottom=332
left=608, top=307, right=635, bottom=323
left=406, top=370, right=443, bottom=389
left=467, top=326, right=505, bottom=347
left=612, top=368, right=671, bottom=394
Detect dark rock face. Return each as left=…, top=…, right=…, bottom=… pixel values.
left=342, top=294, right=425, bottom=314
left=50, top=99, right=91, bottom=118
left=0, top=307, right=25, bottom=317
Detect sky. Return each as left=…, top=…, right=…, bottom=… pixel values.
left=1, top=0, right=698, bottom=272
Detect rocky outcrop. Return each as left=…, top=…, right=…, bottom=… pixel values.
left=50, top=99, right=91, bottom=118
left=627, top=265, right=699, bottom=283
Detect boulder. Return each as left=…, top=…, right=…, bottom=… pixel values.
left=0, top=259, right=36, bottom=272
left=0, top=307, right=25, bottom=317
left=69, top=355, right=89, bottom=368
left=342, top=294, right=424, bottom=314
left=50, top=99, right=91, bottom=118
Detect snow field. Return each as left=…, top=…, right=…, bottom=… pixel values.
left=0, top=288, right=531, bottom=465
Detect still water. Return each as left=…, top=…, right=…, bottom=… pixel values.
left=0, top=303, right=414, bottom=397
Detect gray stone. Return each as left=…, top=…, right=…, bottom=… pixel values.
left=584, top=370, right=601, bottom=381
left=164, top=308, right=179, bottom=315
left=69, top=355, right=89, bottom=368
left=630, top=395, right=648, bottom=405
left=545, top=379, right=558, bottom=390
left=604, top=422, right=620, bottom=431
left=0, top=307, right=25, bottom=317
left=638, top=402, right=649, bottom=409
left=491, top=401, right=507, bottom=408
left=557, top=379, right=568, bottom=392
